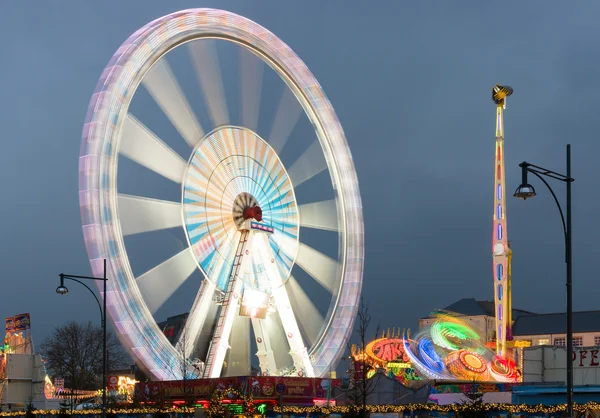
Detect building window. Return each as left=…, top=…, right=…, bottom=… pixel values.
left=573, top=337, right=583, bottom=347
left=554, top=337, right=566, bottom=346
left=538, top=338, right=550, bottom=346
left=595, top=336, right=600, bottom=346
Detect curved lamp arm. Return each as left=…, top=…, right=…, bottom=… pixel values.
left=60, top=275, right=104, bottom=325
left=528, top=170, right=567, bottom=249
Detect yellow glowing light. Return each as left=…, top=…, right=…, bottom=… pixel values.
left=386, top=362, right=411, bottom=369
left=117, top=375, right=138, bottom=391
left=4, top=401, right=600, bottom=417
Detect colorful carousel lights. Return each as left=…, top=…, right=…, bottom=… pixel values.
left=490, top=355, right=519, bottom=382
left=403, top=313, right=520, bottom=382
left=445, top=349, right=490, bottom=381
left=418, top=338, right=445, bottom=374
left=430, top=316, right=480, bottom=351
left=402, top=331, right=450, bottom=380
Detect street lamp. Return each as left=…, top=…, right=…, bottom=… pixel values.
left=513, top=144, right=574, bottom=417
left=56, top=259, right=108, bottom=418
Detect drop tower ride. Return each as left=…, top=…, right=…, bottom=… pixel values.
left=491, top=84, right=513, bottom=357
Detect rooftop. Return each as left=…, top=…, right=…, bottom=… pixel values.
left=420, top=298, right=535, bottom=319
left=512, top=310, right=600, bottom=336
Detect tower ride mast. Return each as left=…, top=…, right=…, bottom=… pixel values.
left=491, top=85, right=513, bottom=357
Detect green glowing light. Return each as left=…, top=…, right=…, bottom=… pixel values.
left=431, top=321, right=480, bottom=351
left=228, top=404, right=244, bottom=414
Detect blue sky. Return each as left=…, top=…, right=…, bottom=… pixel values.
left=1, top=1, right=600, bottom=354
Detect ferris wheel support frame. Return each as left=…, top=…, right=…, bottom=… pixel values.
left=252, top=317, right=277, bottom=375
left=203, top=219, right=314, bottom=378
left=254, top=231, right=315, bottom=376
left=203, top=228, right=252, bottom=378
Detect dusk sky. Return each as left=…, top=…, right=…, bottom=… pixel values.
left=2, top=1, right=600, bottom=354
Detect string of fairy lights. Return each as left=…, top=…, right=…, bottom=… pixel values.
left=1, top=402, right=600, bottom=416
left=273, top=402, right=600, bottom=415
left=206, top=387, right=255, bottom=417
left=0, top=407, right=194, bottom=417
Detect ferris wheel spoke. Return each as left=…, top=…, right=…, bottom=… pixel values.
left=135, top=247, right=198, bottom=314
left=296, top=242, right=338, bottom=293
left=298, top=200, right=338, bottom=232
left=287, top=275, right=324, bottom=346
left=189, top=40, right=229, bottom=128
left=269, top=233, right=299, bottom=263
left=267, top=88, right=302, bottom=154
left=239, top=48, right=263, bottom=132
left=287, top=141, right=328, bottom=188
left=142, top=57, right=204, bottom=148
left=120, top=114, right=187, bottom=184
left=118, top=194, right=182, bottom=236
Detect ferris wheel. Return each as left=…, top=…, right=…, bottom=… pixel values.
left=79, top=9, right=364, bottom=380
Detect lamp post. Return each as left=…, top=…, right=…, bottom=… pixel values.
left=56, top=259, right=107, bottom=418
left=513, top=144, right=574, bottom=417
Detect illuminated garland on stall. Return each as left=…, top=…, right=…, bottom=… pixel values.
left=0, top=406, right=196, bottom=417
left=206, top=387, right=255, bottom=418
left=272, top=401, right=600, bottom=415
left=2, top=401, right=600, bottom=416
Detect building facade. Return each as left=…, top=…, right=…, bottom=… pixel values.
left=512, top=310, right=600, bottom=347
left=514, top=345, right=600, bottom=406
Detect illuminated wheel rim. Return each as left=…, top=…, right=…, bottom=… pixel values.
left=79, top=9, right=363, bottom=379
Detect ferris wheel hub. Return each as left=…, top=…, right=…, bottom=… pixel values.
left=243, top=205, right=263, bottom=222
left=232, top=192, right=260, bottom=230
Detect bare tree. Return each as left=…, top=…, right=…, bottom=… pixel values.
left=347, top=298, right=378, bottom=418
left=40, top=321, right=129, bottom=391
left=170, top=327, right=203, bottom=406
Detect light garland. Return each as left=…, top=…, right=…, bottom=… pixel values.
left=206, top=387, right=255, bottom=418
left=0, top=406, right=197, bottom=416
left=0, top=402, right=599, bottom=416
left=272, top=401, right=600, bottom=415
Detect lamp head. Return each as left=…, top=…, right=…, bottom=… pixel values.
left=492, top=84, right=513, bottom=106
left=56, top=285, right=69, bottom=295
left=514, top=184, right=536, bottom=200
left=515, top=162, right=536, bottom=199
